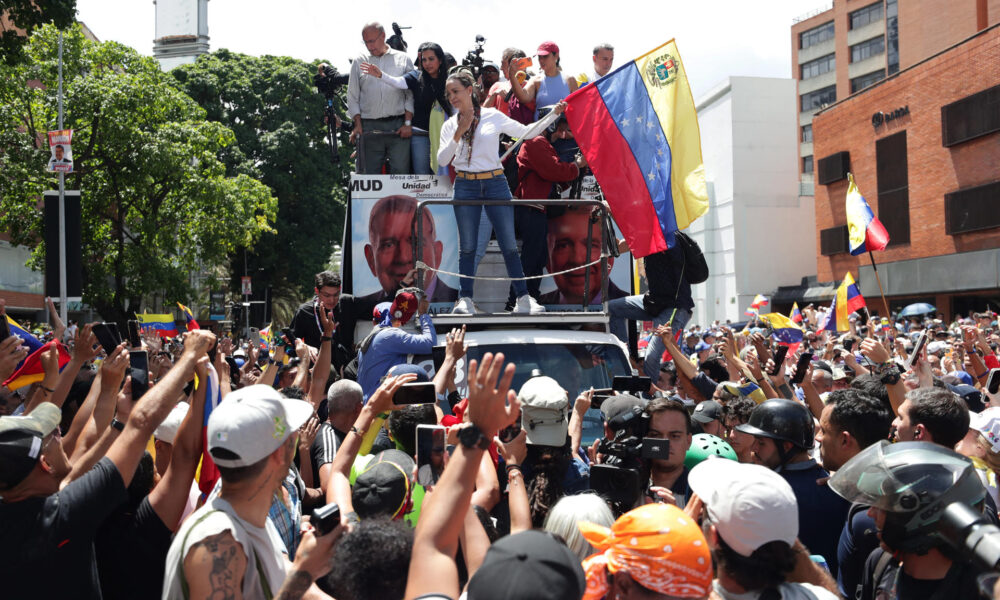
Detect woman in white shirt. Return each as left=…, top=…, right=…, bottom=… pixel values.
left=437, top=71, right=564, bottom=315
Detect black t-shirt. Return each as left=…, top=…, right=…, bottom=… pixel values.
left=643, top=246, right=694, bottom=312
left=309, top=422, right=346, bottom=481
left=859, top=548, right=981, bottom=600
left=95, top=495, right=173, bottom=600
left=0, top=457, right=128, bottom=600
left=291, top=296, right=360, bottom=370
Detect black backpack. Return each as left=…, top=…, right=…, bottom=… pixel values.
left=675, top=231, right=709, bottom=284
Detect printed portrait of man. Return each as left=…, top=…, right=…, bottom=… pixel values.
left=361, top=194, right=458, bottom=306
left=539, top=206, right=627, bottom=306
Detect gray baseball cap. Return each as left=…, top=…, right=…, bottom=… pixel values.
left=208, top=385, right=313, bottom=468
left=0, top=402, right=61, bottom=489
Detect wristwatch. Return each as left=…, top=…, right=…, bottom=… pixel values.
left=110, top=418, right=125, bottom=432
left=458, top=424, right=491, bottom=450
left=404, top=119, right=412, bottom=126
left=879, top=365, right=901, bottom=385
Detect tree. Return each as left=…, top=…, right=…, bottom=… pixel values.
left=0, top=25, right=277, bottom=324
left=0, top=0, right=76, bottom=65
left=171, top=49, right=350, bottom=303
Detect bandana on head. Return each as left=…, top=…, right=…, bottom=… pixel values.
left=579, top=504, right=712, bottom=600
left=373, top=302, right=392, bottom=326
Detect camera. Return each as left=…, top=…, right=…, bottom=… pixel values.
left=313, top=63, right=353, bottom=164
left=590, top=404, right=671, bottom=515
left=461, top=34, right=487, bottom=80
left=314, top=64, right=349, bottom=99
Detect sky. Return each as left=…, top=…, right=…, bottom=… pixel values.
left=75, top=0, right=823, bottom=100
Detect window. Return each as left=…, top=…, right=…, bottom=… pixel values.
left=945, top=181, right=1000, bottom=235
left=800, top=21, right=835, bottom=49
left=851, top=70, right=885, bottom=93
left=875, top=131, right=909, bottom=246
left=801, top=85, right=836, bottom=111
left=820, top=225, right=850, bottom=256
left=850, top=2, right=884, bottom=30
left=802, top=124, right=813, bottom=143
left=851, top=36, right=885, bottom=62
left=887, top=0, right=899, bottom=74
left=941, top=84, right=1000, bottom=146
left=803, top=155, right=814, bottom=174
left=818, top=152, right=850, bottom=185
left=800, top=53, right=835, bottom=80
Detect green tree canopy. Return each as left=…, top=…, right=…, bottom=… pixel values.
left=171, top=49, right=350, bottom=302
left=0, top=0, right=76, bottom=65
left=0, top=25, right=277, bottom=324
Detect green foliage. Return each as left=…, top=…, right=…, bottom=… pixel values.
left=0, top=25, right=277, bottom=323
left=0, top=0, right=76, bottom=65
left=171, top=49, right=350, bottom=299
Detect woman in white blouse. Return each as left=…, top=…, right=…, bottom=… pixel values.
left=437, top=71, right=565, bottom=315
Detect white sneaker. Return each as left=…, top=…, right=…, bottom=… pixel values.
left=452, top=297, right=476, bottom=314
left=513, top=294, right=545, bottom=314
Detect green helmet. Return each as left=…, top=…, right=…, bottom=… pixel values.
left=684, top=433, right=737, bottom=470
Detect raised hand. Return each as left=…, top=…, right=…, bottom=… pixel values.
left=465, top=352, right=518, bottom=438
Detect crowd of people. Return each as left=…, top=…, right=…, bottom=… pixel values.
left=3, top=264, right=1000, bottom=599
left=4, top=19, right=1000, bottom=600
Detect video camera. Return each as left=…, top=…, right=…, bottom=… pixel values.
left=461, top=34, right=487, bottom=80
left=387, top=22, right=410, bottom=53
left=589, top=403, right=671, bottom=515
left=314, top=64, right=349, bottom=99
left=938, top=501, right=1000, bottom=572
left=313, top=63, right=352, bottom=164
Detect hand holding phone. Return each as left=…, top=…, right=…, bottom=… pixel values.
left=311, top=503, right=341, bottom=537
left=768, top=346, right=789, bottom=376
left=790, top=352, right=814, bottom=385
left=394, top=381, right=436, bottom=405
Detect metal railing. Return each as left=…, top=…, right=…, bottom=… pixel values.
left=412, top=198, right=619, bottom=314
left=793, top=2, right=833, bottom=24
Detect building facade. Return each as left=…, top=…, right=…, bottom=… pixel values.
left=812, top=23, right=1000, bottom=320
left=153, top=0, right=210, bottom=71
left=688, top=77, right=816, bottom=323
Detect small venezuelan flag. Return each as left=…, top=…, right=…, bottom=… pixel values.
left=757, top=312, right=804, bottom=345
left=137, top=313, right=178, bottom=338
left=177, top=302, right=200, bottom=331
left=3, top=341, right=71, bottom=390
left=846, top=173, right=890, bottom=256
left=790, top=302, right=803, bottom=324
left=823, top=273, right=867, bottom=333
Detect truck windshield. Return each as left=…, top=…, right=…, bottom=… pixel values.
left=465, top=342, right=630, bottom=446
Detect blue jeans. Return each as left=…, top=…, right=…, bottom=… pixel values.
left=473, top=211, right=494, bottom=270
left=608, top=296, right=692, bottom=379
left=411, top=134, right=432, bottom=174
left=453, top=176, right=527, bottom=299
left=509, top=207, right=548, bottom=302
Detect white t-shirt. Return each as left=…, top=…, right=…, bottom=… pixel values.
left=162, top=498, right=288, bottom=600
left=711, top=580, right=840, bottom=600
left=437, top=107, right=540, bottom=172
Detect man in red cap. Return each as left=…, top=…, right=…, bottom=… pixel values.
left=356, top=289, right=437, bottom=401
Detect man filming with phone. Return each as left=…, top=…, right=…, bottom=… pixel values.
left=291, top=270, right=361, bottom=375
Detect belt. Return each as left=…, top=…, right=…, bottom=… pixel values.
left=455, top=169, right=504, bottom=180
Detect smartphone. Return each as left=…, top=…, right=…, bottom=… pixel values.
left=129, top=350, right=149, bottom=401
left=790, top=352, right=814, bottom=385
left=93, top=322, right=123, bottom=354
left=416, top=424, right=447, bottom=486
left=641, top=437, right=670, bottom=460
left=589, top=388, right=615, bottom=410
left=843, top=337, right=855, bottom=352
left=394, top=381, right=436, bottom=405
left=768, top=346, right=789, bottom=376
left=906, top=331, right=928, bottom=370
left=0, top=314, right=9, bottom=343
left=311, top=502, right=341, bottom=537
left=987, top=369, right=1000, bottom=395
left=511, top=56, right=533, bottom=71
left=249, top=327, right=260, bottom=348
left=126, top=320, right=141, bottom=348
left=613, top=376, right=651, bottom=395
left=281, top=327, right=297, bottom=350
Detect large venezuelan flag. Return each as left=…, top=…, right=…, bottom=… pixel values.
left=823, top=272, right=867, bottom=332
left=565, top=39, right=708, bottom=258
left=757, top=312, right=804, bottom=345
left=137, top=313, right=178, bottom=338
left=846, top=173, right=889, bottom=256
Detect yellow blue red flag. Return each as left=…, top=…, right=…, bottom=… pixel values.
left=846, top=173, right=889, bottom=255
left=822, top=272, right=867, bottom=332
left=565, top=39, right=708, bottom=258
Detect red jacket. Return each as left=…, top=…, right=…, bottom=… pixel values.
left=514, top=137, right=580, bottom=200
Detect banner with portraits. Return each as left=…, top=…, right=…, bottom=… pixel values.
left=347, top=174, right=632, bottom=315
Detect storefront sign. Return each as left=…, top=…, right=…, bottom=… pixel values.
left=872, top=106, right=909, bottom=129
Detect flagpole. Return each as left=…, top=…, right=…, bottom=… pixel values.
left=867, top=249, right=891, bottom=318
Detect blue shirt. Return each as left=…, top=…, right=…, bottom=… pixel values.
left=779, top=459, right=850, bottom=578
left=357, top=314, right=437, bottom=401
left=534, top=72, right=572, bottom=119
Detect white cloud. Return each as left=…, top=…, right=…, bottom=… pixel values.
left=77, top=0, right=816, bottom=97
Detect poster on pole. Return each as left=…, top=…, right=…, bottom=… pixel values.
left=46, top=130, right=74, bottom=173
left=241, top=276, right=252, bottom=295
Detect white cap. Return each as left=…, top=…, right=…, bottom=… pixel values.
left=517, top=376, right=569, bottom=446
left=688, top=457, right=798, bottom=557
left=207, top=385, right=313, bottom=468
left=153, top=401, right=190, bottom=444
left=971, top=407, right=1000, bottom=454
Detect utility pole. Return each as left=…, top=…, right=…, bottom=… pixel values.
left=57, top=32, right=68, bottom=325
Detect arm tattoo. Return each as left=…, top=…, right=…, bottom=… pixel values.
left=274, top=570, right=312, bottom=600
left=187, top=531, right=244, bottom=600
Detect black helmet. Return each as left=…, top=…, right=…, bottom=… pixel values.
left=829, top=441, right=986, bottom=554
left=735, top=399, right=814, bottom=452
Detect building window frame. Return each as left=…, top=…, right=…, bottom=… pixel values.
left=850, top=36, right=885, bottom=63
left=851, top=69, right=886, bottom=93
left=800, top=21, right=835, bottom=49
left=801, top=124, right=813, bottom=143
left=800, top=85, right=837, bottom=112
left=803, top=155, right=814, bottom=174
left=800, top=53, right=836, bottom=80
left=850, top=2, right=884, bottom=30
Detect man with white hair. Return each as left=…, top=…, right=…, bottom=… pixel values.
left=311, top=379, right=364, bottom=491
